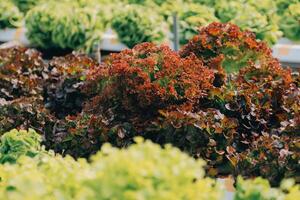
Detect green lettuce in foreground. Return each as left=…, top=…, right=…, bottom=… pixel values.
left=0, top=135, right=223, bottom=200
left=0, top=129, right=299, bottom=199
left=235, top=177, right=300, bottom=200
left=0, top=129, right=43, bottom=164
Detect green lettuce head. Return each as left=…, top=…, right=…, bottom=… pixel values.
left=280, top=3, right=300, bottom=41
left=111, top=4, right=167, bottom=48
left=0, top=129, right=42, bottom=164
left=0, top=1, right=23, bottom=29
left=179, top=3, right=218, bottom=45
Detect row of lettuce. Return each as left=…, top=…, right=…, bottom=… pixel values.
left=0, top=0, right=299, bottom=52
left=0, top=129, right=299, bottom=199
left=0, top=22, right=299, bottom=189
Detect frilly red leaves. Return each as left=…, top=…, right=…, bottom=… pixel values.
left=84, top=43, right=214, bottom=113
left=0, top=23, right=299, bottom=187
left=180, top=22, right=274, bottom=75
